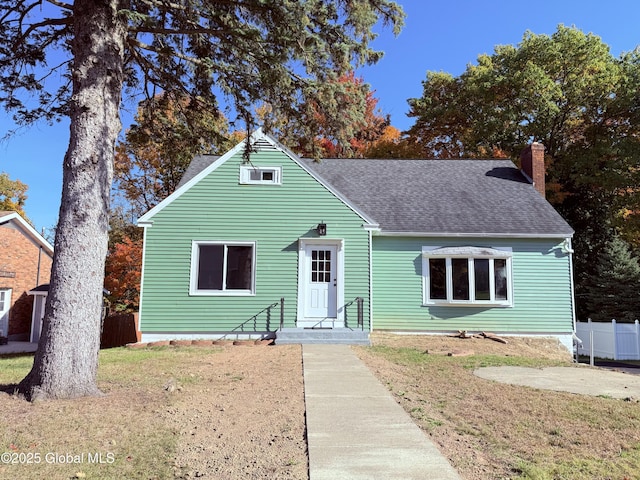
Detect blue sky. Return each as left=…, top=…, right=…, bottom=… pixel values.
left=1, top=0, right=639, bottom=233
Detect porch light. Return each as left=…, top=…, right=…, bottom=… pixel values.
left=317, top=222, right=327, bottom=236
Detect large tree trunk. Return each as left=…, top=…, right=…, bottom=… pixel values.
left=19, top=1, right=127, bottom=401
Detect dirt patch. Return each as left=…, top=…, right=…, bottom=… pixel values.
left=369, top=332, right=572, bottom=361
left=0, top=344, right=308, bottom=480
left=165, top=344, right=307, bottom=479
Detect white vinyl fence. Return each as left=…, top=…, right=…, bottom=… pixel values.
left=575, top=319, right=640, bottom=360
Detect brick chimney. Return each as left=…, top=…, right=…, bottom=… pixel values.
left=520, top=142, right=545, bottom=197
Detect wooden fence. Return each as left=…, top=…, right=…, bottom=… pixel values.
left=575, top=319, right=640, bottom=360
left=101, top=312, right=141, bottom=348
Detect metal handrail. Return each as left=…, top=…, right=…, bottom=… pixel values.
left=228, top=299, right=283, bottom=334
left=345, top=296, right=365, bottom=330
left=279, top=297, right=285, bottom=330
left=356, top=297, right=364, bottom=330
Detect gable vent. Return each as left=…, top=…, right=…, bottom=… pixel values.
left=252, top=138, right=280, bottom=152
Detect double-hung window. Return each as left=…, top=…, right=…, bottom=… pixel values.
left=422, top=246, right=513, bottom=306
left=190, top=241, right=256, bottom=295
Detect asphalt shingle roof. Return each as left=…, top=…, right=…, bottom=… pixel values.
left=175, top=153, right=573, bottom=237
left=302, top=158, right=574, bottom=236
left=177, top=155, right=219, bottom=188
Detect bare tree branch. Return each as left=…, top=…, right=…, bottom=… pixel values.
left=45, top=0, right=72, bottom=11
left=13, top=16, right=70, bottom=52
left=37, top=58, right=70, bottom=83
left=0, top=0, right=40, bottom=26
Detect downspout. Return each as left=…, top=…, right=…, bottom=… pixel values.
left=36, top=245, right=42, bottom=287
left=368, top=229, right=373, bottom=332
left=564, top=237, right=581, bottom=359
left=565, top=237, right=577, bottom=332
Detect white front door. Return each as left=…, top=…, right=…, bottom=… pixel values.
left=0, top=289, right=11, bottom=337
left=304, top=245, right=337, bottom=321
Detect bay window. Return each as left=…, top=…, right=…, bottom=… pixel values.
left=422, top=246, right=512, bottom=306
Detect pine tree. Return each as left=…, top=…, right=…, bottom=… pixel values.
left=583, top=236, right=640, bottom=322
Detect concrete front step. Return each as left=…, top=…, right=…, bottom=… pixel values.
left=275, top=328, right=370, bottom=345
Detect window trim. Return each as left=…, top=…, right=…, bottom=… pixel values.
left=189, top=241, right=256, bottom=296
left=421, top=246, right=513, bottom=307
left=239, top=165, right=282, bottom=185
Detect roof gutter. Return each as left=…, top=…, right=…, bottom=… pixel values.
left=376, top=230, right=574, bottom=239
left=0, top=212, right=54, bottom=255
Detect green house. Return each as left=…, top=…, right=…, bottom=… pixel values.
left=138, top=131, right=575, bottom=350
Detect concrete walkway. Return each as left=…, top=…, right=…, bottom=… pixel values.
left=303, top=344, right=461, bottom=480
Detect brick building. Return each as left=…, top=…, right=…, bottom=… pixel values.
left=0, top=211, right=53, bottom=341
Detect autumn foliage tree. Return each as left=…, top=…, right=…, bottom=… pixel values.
left=104, top=234, right=142, bottom=311
left=0, top=172, right=28, bottom=218
left=406, top=25, right=640, bottom=319
left=360, top=125, right=423, bottom=159
left=261, top=72, right=391, bottom=158
left=317, top=73, right=391, bottom=157
left=115, top=92, right=232, bottom=216
left=104, top=205, right=143, bottom=310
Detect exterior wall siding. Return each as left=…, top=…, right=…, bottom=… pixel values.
left=140, top=149, right=371, bottom=335
left=371, top=236, right=574, bottom=334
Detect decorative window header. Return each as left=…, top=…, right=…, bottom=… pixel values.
left=422, top=246, right=509, bottom=258
left=239, top=165, right=282, bottom=185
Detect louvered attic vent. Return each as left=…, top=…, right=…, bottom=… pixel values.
left=252, top=138, right=279, bottom=152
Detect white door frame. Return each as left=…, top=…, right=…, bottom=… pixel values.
left=0, top=288, right=11, bottom=338
left=297, top=238, right=344, bottom=328
left=30, top=292, right=47, bottom=343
